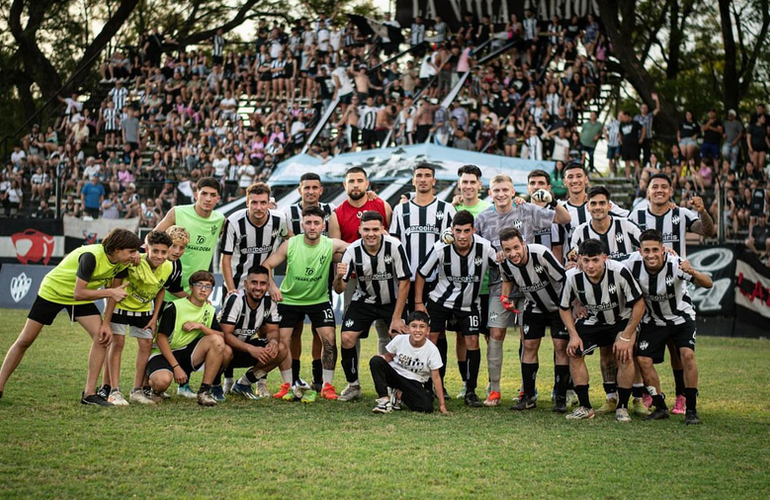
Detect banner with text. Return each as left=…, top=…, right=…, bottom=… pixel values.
left=735, top=250, right=770, bottom=333
left=685, top=245, right=736, bottom=317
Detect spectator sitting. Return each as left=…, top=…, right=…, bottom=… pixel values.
left=746, top=215, right=770, bottom=257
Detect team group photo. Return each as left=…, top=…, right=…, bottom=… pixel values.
left=1, top=0, right=768, bottom=498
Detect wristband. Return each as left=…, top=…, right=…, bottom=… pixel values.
left=619, top=336, right=632, bottom=342
left=172, top=364, right=180, bottom=369
left=415, top=302, right=423, bottom=304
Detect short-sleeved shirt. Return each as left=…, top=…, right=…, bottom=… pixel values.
left=386, top=334, right=443, bottom=384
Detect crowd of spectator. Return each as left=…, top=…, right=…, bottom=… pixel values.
left=1, top=9, right=769, bottom=256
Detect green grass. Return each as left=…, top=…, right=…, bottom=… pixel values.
left=0, top=308, right=769, bottom=499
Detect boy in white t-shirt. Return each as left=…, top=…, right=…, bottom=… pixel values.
left=369, top=311, right=447, bottom=414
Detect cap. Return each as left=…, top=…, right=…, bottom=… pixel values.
left=128, top=182, right=136, bottom=189
left=728, top=109, right=737, bottom=116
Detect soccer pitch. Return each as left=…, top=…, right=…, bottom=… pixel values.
left=0, top=308, right=768, bottom=499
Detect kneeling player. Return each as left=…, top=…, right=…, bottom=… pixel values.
left=333, top=211, right=411, bottom=401
left=498, top=228, right=570, bottom=412
left=625, top=230, right=711, bottom=425
left=147, top=271, right=232, bottom=406
left=0, top=228, right=140, bottom=405
left=218, top=267, right=288, bottom=400
left=414, top=210, right=498, bottom=407
left=559, top=239, right=645, bottom=422
left=369, top=311, right=447, bottom=414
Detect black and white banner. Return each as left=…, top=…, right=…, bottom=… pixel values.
left=685, top=245, right=736, bottom=316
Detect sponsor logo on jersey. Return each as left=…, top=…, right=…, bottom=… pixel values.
left=615, top=232, right=625, bottom=243
left=671, top=215, right=680, bottom=225
left=383, top=255, right=393, bottom=264
left=665, top=275, right=675, bottom=286
left=608, top=284, right=617, bottom=295
left=474, top=257, right=483, bottom=266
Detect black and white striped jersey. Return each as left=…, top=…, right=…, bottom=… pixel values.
left=218, top=290, right=280, bottom=341
left=212, top=34, right=225, bottom=57
left=220, top=208, right=288, bottom=289
left=558, top=199, right=630, bottom=247
left=499, top=243, right=566, bottom=314
left=357, top=105, right=378, bottom=130
left=418, top=235, right=498, bottom=312
left=109, top=86, right=128, bottom=111
left=570, top=217, right=641, bottom=261
left=624, top=252, right=696, bottom=326
left=103, top=107, right=119, bottom=131
left=390, top=198, right=455, bottom=280
left=627, top=207, right=699, bottom=259
left=270, top=58, right=286, bottom=77
left=282, top=202, right=335, bottom=236
left=532, top=223, right=561, bottom=249
left=560, top=259, right=643, bottom=326
left=341, top=235, right=411, bottom=305
left=165, top=259, right=184, bottom=294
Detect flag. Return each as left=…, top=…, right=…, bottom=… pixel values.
left=348, top=14, right=405, bottom=46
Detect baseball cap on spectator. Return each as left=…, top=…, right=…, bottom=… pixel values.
left=728, top=109, right=737, bottom=116
left=127, top=183, right=136, bottom=190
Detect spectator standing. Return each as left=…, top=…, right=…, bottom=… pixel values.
left=81, top=174, right=105, bottom=218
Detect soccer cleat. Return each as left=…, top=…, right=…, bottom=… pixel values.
left=645, top=407, right=670, bottom=421
left=320, top=383, right=339, bottom=400
left=177, top=383, right=197, bottom=399
left=211, top=385, right=226, bottom=402
left=256, top=379, right=271, bottom=398
left=456, top=382, right=467, bottom=400
left=197, top=390, right=217, bottom=406
left=464, top=392, right=483, bottom=407
left=684, top=410, right=701, bottom=425
left=273, top=382, right=291, bottom=399
left=633, top=397, right=651, bottom=416
left=566, top=406, right=595, bottom=420
left=483, top=391, right=502, bottom=407
left=552, top=396, right=568, bottom=413
left=231, top=382, right=260, bottom=400
left=301, top=390, right=317, bottom=404
left=642, top=393, right=653, bottom=409
left=81, top=392, right=113, bottom=407
left=510, top=396, right=537, bottom=411
left=130, top=388, right=157, bottom=405
left=513, top=387, right=539, bottom=404
left=338, top=384, right=362, bottom=402
left=372, top=398, right=393, bottom=414
left=310, top=382, right=323, bottom=393
left=615, top=407, right=632, bottom=423
left=595, top=396, right=618, bottom=414
left=566, top=389, right=578, bottom=407
left=223, top=378, right=234, bottom=395
left=294, top=378, right=311, bottom=391
left=672, top=395, right=686, bottom=415
left=143, top=386, right=163, bottom=403
left=108, top=390, right=129, bottom=406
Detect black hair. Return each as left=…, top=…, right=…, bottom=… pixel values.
left=587, top=185, right=611, bottom=200
left=578, top=239, right=606, bottom=257
left=360, top=210, right=383, bottom=224
left=452, top=209, right=474, bottom=228
left=302, top=205, right=326, bottom=220
left=406, top=310, right=430, bottom=326
left=457, top=164, right=482, bottom=180
left=145, top=230, right=173, bottom=248
left=639, top=229, right=663, bottom=244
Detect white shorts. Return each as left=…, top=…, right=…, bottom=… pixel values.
left=487, top=297, right=521, bottom=329
left=111, top=322, right=154, bottom=339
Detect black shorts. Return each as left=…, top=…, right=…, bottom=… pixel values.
left=621, top=145, right=640, bottom=161
left=574, top=320, right=628, bottom=356
left=447, top=294, right=489, bottom=336
left=146, top=336, right=204, bottom=377
left=636, top=320, right=696, bottom=364
left=339, top=92, right=353, bottom=105
left=278, top=302, right=335, bottom=329
left=523, top=310, right=568, bottom=340
left=112, top=310, right=153, bottom=329
left=342, top=301, right=397, bottom=337
left=27, top=295, right=101, bottom=325
left=230, top=337, right=269, bottom=368
left=361, top=129, right=377, bottom=147
left=426, top=300, right=481, bottom=336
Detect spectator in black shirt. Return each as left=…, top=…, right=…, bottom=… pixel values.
left=700, top=108, right=723, bottom=160
left=678, top=110, right=700, bottom=161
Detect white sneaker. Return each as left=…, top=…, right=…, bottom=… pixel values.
left=256, top=379, right=270, bottom=398
left=129, top=388, right=157, bottom=405
left=338, top=384, right=362, bottom=402
left=108, top=390, right=129, bottom=406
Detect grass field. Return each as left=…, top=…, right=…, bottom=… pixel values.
left=0, top=308, right=768, bottom=499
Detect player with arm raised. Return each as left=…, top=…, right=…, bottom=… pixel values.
left=332, top=211, right=411, bottom=401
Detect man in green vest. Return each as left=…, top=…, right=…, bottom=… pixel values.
left=155, top=177, right=225, bottom=299
left=146, top=271, right=232, bottom=406
left=264, top=205, right=348, bottom=401
left=0, top=228, right=141, bottom=406
left=100, top=230, right=175, bottom=405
